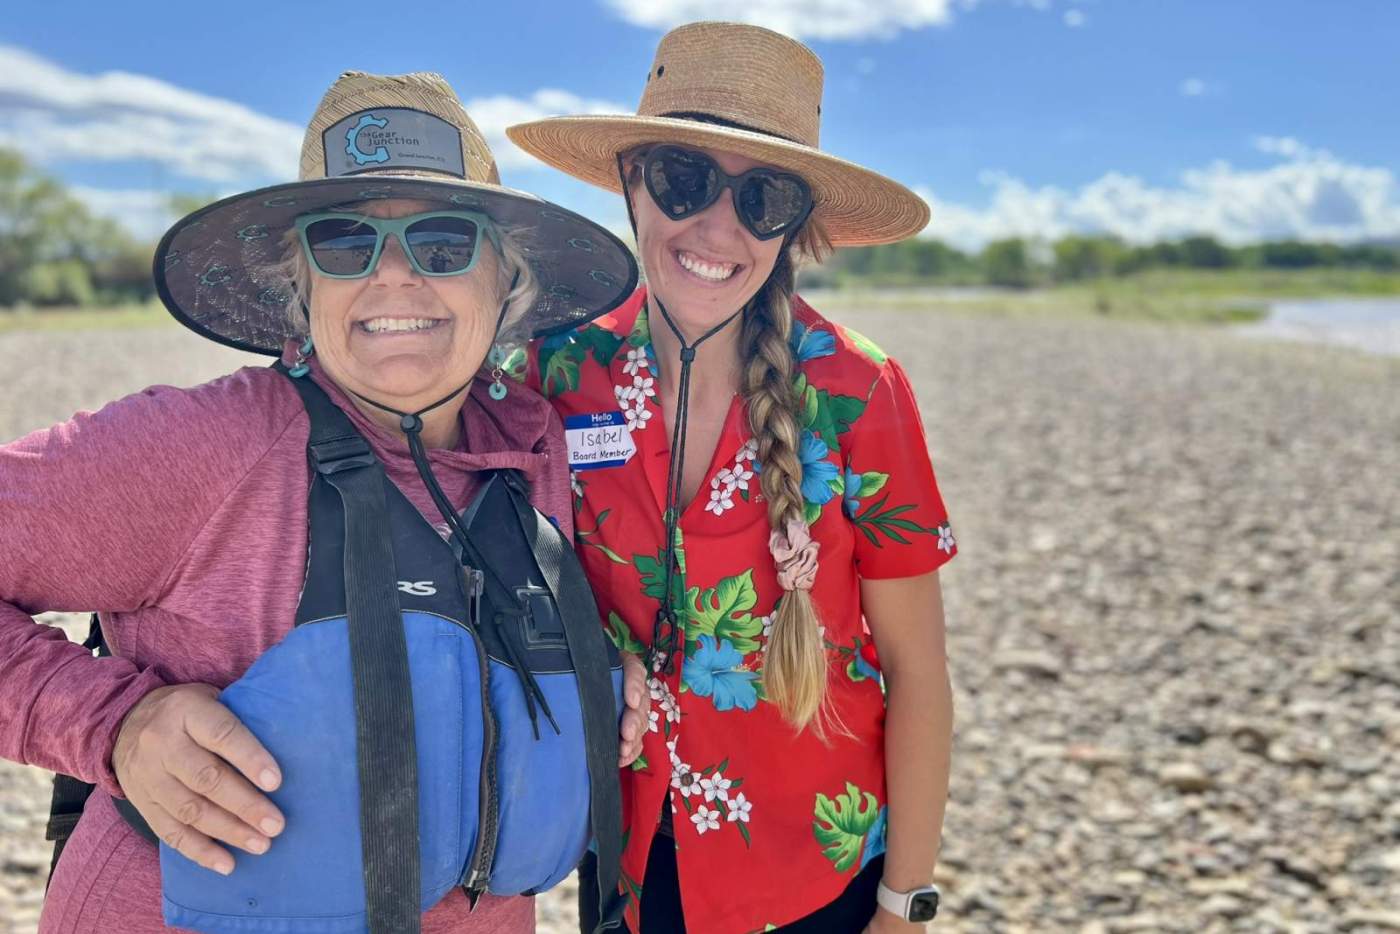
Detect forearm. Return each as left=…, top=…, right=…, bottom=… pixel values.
left=0, top=604, right=166, bottom=793
left=880, top=663, right=953, bottom=890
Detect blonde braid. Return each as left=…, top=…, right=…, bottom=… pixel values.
left=742, top=221, right=834, bottom=733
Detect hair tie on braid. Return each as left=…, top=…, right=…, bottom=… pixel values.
left=770, top=518, right=820, bottom=592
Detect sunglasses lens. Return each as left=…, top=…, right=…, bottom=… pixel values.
left=405, top=215, right=481, bottom=275
left=739, top=174, right=810, bottom=238
left=304, top=218, right=378, bottom=276
left=648, top=149, right=719, bottom=218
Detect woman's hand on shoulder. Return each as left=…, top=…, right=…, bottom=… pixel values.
left=617, top=651, right=648, bottom=768
left=112, top=684, right=285, bottom=875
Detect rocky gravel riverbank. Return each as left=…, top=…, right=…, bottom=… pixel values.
left=2, top=309, right=1397, bottom=933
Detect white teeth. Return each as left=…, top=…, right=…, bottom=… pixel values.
left=677, top=251, right=737, bottom=282
left=360, top=317, right=440, bottom=333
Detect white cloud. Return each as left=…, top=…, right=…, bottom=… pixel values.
left=602, top=0, right=961, bottom=40
left=1179, top=77, right=1207, bottom=97
left=0, top=44, right=629, bottom=236
left=920, top=141, right=1400, bottom=251
left=1063, top=9, right=1086, bottom=27
left=0, top=45, right=302, bottom=183
left=463, top=89, right=629, bottom=171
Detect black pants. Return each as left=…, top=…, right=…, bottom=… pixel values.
left=578, top=831, right=884, bottom=933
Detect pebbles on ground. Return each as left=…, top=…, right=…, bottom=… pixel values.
left=2, top=309, right=1396, bottom=932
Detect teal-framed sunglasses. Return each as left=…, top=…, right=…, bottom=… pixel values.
left=294, top=210, right=502, bottom=279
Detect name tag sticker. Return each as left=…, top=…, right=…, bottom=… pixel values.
left=564, top=411, right=636, bottom=470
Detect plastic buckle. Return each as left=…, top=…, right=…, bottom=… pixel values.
left=308, top=435, right=376, bottom=474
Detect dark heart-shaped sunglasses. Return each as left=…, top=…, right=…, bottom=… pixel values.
left=641, top=145, right=815, bottom=241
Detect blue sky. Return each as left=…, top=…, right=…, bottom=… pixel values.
left=3, top=0, right=1397, bottom=249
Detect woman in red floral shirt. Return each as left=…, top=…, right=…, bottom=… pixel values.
left=511, top=22, right=955, bottom=934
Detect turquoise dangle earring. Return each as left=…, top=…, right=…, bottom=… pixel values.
left=288, top=337, right=314, bottom=378
left=487, top=344, right=508, bottom=400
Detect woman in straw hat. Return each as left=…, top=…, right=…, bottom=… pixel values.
left=2, top=71, right=645, bottom=934
left=510, top=21, right=956, bottom=934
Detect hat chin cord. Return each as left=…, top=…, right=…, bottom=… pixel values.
left=618, top=155, right=752, bottom=676
left=339, top=271, right=561, bottom=736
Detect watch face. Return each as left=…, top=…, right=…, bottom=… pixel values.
left=909, top=891, right=940, bottom=922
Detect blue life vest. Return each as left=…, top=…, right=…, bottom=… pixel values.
left=145, top=369, right=627, bottom=933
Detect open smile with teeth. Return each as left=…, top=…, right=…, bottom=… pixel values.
left=675, top=249, right=740, bottom=283
left=358, top=317, right=445, bottom=334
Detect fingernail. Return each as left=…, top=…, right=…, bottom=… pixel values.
left=259, top=769, right=280, bottom=791
left=214, top=857, right=234, bottom=875
left=260, top=817, right=284, bottom=836
left=247, top=836, right=269, bottom=854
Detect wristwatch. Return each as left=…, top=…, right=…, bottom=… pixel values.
left=876, top=880, right=941, bottom=923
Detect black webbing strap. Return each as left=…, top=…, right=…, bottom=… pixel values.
left=46, top=616, right=158, bottom=889
left=281, top=365, right=422, bottom=934
left=500, top=476, right=625, bottom=932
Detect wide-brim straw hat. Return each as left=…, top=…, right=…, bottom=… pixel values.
left=507, top=22, right=930, bottom=247
left=154, top=71, right=639, bottom=356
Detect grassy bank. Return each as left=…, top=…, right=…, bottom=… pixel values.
left=0, top=302, right=169, bottom=336
left=3, top=267, right=1399, bottom=335
left=808, top=267, right=1400, bottom=325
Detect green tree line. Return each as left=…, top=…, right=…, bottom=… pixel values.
left=0, top=150, right=163, bottom=307
left=805, top=232, right=1400, bottom=289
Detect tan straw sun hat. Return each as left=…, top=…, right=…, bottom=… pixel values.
left=507, top=21, right=930, bottom=247
left=154, top=71, right=638, bottom=355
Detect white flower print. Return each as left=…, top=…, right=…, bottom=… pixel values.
left=669, top=753, right=690, bottom=788
left=691, top=805, right=721, bottom=835
left=700, top=772, right=732, bottom=803
left=648, top=709, right=660, bottom=733
left=666, top=736, right=681, bottom=767
left=705, top=486, right=735, bottom=516
left=650, top=679, right=680, bottom=724
left=623, top=347, right=650, bottom=376
left=632, top=374, right=656, bottom=399
left=759, top=615, right=774, bottom=640
left=726, top=792, right=752, bottom=823
left=701, top=441, right=763, bottom=519
left=623, top=404, right=653, bottom=430
left=938, top=523, right=957, bottom=554
left=569, top=473, right=583, bottom=498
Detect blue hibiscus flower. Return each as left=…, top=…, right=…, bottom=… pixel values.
left=684, top=636, right=759, bottom=712
left=841, top=467, right=863, bottom=518
left=538, top=332, right=573, bottom=353
left=790, top=321, right=837, bottom=363
left=861, top=806, right=888, bottom=870
left=799, top=432, right=840, bottom=506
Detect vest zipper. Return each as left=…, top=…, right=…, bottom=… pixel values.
left=460, top=566, right=501, bottom=897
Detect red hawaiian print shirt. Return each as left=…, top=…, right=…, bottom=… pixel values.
left=526, top=287, right=956, bottom=934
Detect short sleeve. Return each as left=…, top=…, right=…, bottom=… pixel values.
left=842, top=356, right=956, bottom=579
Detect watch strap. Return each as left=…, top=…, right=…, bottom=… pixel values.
left=877, top=880, right=940, bottom=922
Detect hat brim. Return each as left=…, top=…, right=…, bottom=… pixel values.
left=506, top=115, right=930, bottom=247
left=153, top=173, right=639, bottom=356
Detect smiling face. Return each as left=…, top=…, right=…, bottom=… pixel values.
left=306, top=198, right=503, bottom=410
left=626, top=146, right=790, bottom=334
